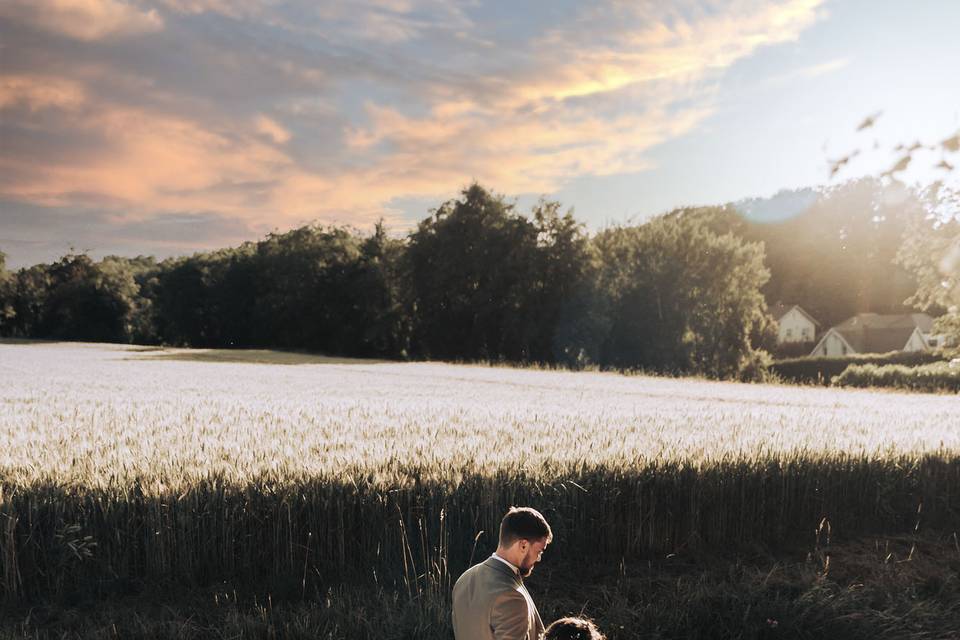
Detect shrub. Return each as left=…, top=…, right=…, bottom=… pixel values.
left=771, top=351, right=945, bottom=385
left=738, top=349, right=776, bottom=382
left=771, top=340, right=817, bottom=359
left=833, top=361, right=960, bottom=393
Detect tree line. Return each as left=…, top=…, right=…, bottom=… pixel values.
left=1, top=178, right=943, bottom=378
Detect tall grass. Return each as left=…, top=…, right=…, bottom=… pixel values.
left=1, top=341, right=959, bottom=606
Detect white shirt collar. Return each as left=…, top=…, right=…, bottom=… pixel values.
left=491, top=552, right=520, bottom=575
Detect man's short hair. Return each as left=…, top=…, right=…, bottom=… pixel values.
left=499, top=506, right=553, bottom=547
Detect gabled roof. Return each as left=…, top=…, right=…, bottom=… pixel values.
left=830, top=313, right=933, bottom=354
left=810, top=327, right=856, bottom=356
left=771, top=302, right=821, bottom=327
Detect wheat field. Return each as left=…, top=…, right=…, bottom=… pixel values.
left=2, top=340, right=959, bottom=604
left=3, top=341, right=958, bottom=484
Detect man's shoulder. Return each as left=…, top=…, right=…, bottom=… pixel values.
left=454, top=559, right=492, bottom=583
left=454, top=559, right=518, bottom=590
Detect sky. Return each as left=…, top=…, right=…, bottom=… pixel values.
left=1, top=0, right=959, bottom=268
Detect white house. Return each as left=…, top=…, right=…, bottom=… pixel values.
left=771, top=303, right=820, bottom=344
left=810, top=313, right=934, bottom=357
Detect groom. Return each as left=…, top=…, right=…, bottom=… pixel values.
left=452, top=507, right=553, bottom=640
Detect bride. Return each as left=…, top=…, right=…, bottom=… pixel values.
left=543, top=617, right=605, bottom=640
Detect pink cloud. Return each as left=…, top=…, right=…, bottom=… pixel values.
left=0, top=0, right=163, bottom=41
left=0, top=75, right=87, bottom=111
left=0, top=0, right=828, bottom=236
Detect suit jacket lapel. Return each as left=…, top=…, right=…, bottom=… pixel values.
left=517, top=580, right=543, bottom=639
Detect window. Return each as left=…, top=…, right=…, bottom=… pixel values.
left=786, top=328, right=793, bottom=339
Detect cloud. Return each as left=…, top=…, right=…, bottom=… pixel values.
left=254, top=115, right=292, bottom=145
left=0, top=0, right=163, bottom=41
left=0, top=0, right=828, bottom=261
left=0, top=199, right=264, bottom=268
left=338, top=0, right=826, bottom=197
left=161, top=0, right=476, bottom=45
left=766, top=56, right=850, bottom=85
left=343, top=98, right=711, bottom=198
left=0, top=75, right=87, bottom=111
left=520, top=0, right=822, bottom=99
left=799, top=57, right=849, bottom=78
left=0, top=90, right=292, bottom=213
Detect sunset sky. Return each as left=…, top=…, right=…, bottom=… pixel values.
left=1, top=0, right=959, bottom=267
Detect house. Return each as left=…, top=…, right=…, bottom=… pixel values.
left=771, top=303, right=820, bottom=344
left=809, top=313, right=934, bottom=356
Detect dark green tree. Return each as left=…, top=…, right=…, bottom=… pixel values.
left=37, top=254, right=141, bottom=342
left=0, top=250, right=14, bottom=335
left=151, top=250, right=240, bottom=347
left=407, top=184, right=546, bottom=361
left=251, top=225, right=363, bottom=353
left=352, top=222, right=412, bottom=358
left=527, top=200, right=595, bottom=363
left=146, top=225, right=411, bottom=356
left=100, top=255, right=160, bottom=344
left=596, top=210, right=772, bottom=378
left=7, top=264, right=50, bottom=337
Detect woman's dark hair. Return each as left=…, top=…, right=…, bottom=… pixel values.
left=499, top=506, right=553, bottom=547
left=543, top=617, right=604, bottom=640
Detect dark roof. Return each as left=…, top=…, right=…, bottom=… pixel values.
left=834, top=313, right=933, bottom=331
left=831, top=313, right=933, bottom=354
left=771, top=303, right=821, bottom=327
left=910, top=313, right=935, bottom=333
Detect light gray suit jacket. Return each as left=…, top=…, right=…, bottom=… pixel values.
left=452, top=557, right=544, bottom=640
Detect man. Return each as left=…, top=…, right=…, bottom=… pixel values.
left=452, top=506, right=553, bottom=640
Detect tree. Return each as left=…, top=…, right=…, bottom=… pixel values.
left=101, top=255, right=159, bottom=344
left=753, top=180, right=922, bottom=328
left=144, top=224, right=413, bottom=356
left=0, top=250, right=14, bottom=335
left=692, top=179, right=923, bottom=329
left=38, top=254, right=141, bottom=343
left=526, top=200, right=594, bottom=362
left=829, top=116, right=960, bottom=351
left=406, top=184, right=594, bottom=364
left=352, top=221, right=412, bottom=358
left=897, top=182, right=960, bottom=351
left=151, top=250, right=245, bottom=347
left=595, top=210, right=772, bottom=378
left=251, top=225, right=364, bottom=353
left=407, top=184, right=531, bottom=360
left=7, top=264, right=50, bottom=337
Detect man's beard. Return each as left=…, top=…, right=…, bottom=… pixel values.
left=519, top=561, right=535, bottom=578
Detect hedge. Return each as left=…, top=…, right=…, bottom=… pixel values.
left=770, top=351, right=946, bottom=385
left=833, top=361, right=960, bottom=393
